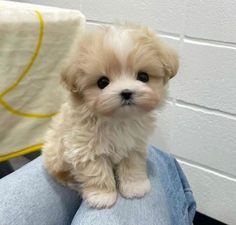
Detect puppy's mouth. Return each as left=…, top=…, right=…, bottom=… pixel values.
left=121, top=100, right=135, bottom=106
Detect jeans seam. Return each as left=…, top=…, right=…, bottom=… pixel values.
left=183, top=188, right=192, bottom=193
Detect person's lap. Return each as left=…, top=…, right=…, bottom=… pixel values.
left=0, top=156, right=80, bottom=225
left=0, top=147, right=196, bottom=225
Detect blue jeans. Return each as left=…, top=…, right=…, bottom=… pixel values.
left=0, top=146, right=196, bottom=225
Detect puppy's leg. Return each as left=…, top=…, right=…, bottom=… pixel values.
left=42, top=137, right=77, bottom=185
left=74, top=156, right=117, bottom=209
left=117, top=150, right=151, bottom=198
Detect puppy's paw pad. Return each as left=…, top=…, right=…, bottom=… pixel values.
left=84, top=190, right=117, bottom=209
left=119, top=178, right=151, bottom=199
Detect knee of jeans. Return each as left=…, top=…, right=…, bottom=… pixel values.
left=174, top=159, right=196, bottom=222
left=185, top=190, right=197, bottom=222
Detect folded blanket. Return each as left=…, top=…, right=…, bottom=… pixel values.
left=0, top=1, right=85, bottom=161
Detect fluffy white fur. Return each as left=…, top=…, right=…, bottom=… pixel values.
left=42, top=24, right=179, bottom=209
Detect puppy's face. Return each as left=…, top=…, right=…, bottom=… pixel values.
left=62, top=25, right=179, bottom=117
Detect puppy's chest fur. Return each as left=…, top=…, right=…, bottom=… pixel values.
left=62, top=104, right=155, bottom=165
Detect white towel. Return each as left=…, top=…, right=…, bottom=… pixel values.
left=0, top=1, right=85, bottom=160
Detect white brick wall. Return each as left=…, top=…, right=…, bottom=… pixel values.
left=10, top=0, right=236, bottom=223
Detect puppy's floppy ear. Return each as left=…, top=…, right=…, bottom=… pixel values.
left=142, top=27, right=179, bottom=81
left=160, top=46, right=179, bottom=81
left=61, top=61, right=80, bottom=93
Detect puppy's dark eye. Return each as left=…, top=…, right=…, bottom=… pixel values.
left=97, top=76, right=110, bottom=89
left=137, top=71, right=149, bottom=83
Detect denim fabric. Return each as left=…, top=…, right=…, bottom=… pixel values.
left=0, top=146, right=196, bottom=225
left=0, top=157, right=81, bottom=225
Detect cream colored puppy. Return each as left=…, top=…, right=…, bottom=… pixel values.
left=43, top=24, right=178, bottom=209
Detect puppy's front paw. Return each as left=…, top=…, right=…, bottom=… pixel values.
left=119, top=178, right=151, bottom=199
left=83, top=189, right=117, bottom=209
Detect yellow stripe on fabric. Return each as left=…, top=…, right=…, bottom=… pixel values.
left=0, top=144, right=43, bottom=162
left=0, top=11, right=44, bottom=98
left=0, top=97, right=57, bottom=118
left=0, top=10, right=57, bottom=118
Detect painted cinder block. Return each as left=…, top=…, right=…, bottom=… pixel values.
left=81, top=0, right=185, bottom=34
left=185, top=0, right=236, bottom=43
left=7, top=0, right=82, bottom=9
left=171, top=103, right=236, bottom=176
left=150, top=102, right=174, bottom=152
left=170, top=40, right=236, bottom=114
left=179, top=160, right=236, bottom=225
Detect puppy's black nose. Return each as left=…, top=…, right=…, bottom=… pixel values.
left=120, top=90, right=133, bottom=100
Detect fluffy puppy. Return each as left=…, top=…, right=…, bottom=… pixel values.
left=42, top=24, right=179, bottom=209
